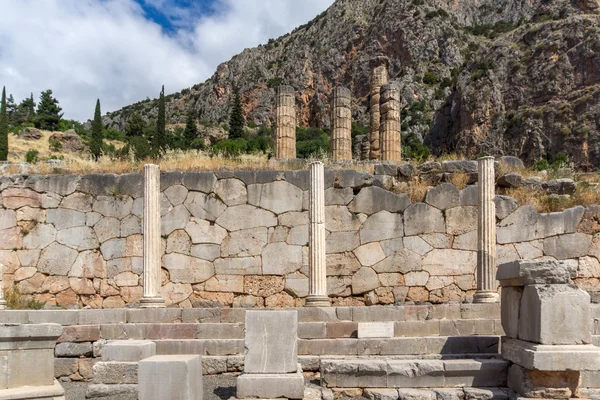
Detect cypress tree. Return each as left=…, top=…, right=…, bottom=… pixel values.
left=90, top=99, right=103, bottom=160
left=0, top=87, right=8, bottom=161
left=6, top=94, right=16, bottom=125
left=36, top=90, right=63, bottom=131
left=184, top=109, right=198, bottom=145
left=228, top=91, right=245, bottom=139
left=153, top=85, right=166, bottom=156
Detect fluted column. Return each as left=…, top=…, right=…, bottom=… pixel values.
left=379, top=83, right=402, bottom=162
left=474, top=157, right=500, bottom=303
left=330, top=87, right=352, bottom=161
left=275, top=85, right=296, bottom=159
left=0, top=263, right=6, bottom=310
left=306, top=161, right=329, bottom=307
left=140, top=164, right=166, bottom=308
left=370, top=65, right=388, bottom=160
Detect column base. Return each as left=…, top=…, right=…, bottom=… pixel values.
left=139, top=297, right=166, bottom=308
left=305, top=295, right=330, bottom=307
left=473, top=291, right=500, bottom=303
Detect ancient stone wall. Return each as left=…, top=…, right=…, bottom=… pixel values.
left=0, top=167, right=598, bottom=309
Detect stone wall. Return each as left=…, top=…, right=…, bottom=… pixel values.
left=0, top=166, right=599, bottom=309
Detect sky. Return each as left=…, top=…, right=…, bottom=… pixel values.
left=0, top=0, right=335, bottom=122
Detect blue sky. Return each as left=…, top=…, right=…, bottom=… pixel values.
left=0, top=0, right=334, bottom=121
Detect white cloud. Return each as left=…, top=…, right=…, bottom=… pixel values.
left=0, top=0, right=334, bottom=121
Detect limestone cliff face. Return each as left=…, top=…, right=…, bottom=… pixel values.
left=104, top=0, right=600, bottom=166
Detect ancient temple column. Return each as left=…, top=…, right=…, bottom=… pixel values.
left=306, top=161, right=329, bottom=307
left=370, top=65, right=388, bottom=160
left=474, top=156, right=500, bottom=303
left=379, top=83, right=402, bottom=162
left=140, top=164, right=166, bottom=308
left=330, top=87, right=352, bottom=161
left=0, top=263, right=6, bottom=310
left=274, top=85, right=296, bottom=159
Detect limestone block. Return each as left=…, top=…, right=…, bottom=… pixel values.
left=358, top=322, right=394, bottom=338
left=213, top=179, right=247, bottom=207
left=165, top=229, right=191, bottom=255
left=349, top=187, right=410, bottom=215
left=326, top=231, right=360, bottom=253
left=94, top=217, right=120, bottom=243
left=138, top=355, right=203, bottom=400
left=161, top=204, right=191, bottom=236
left=288, top=225, right=308, bottom=245
left=214, top=257, right=261, bottom=275
left=93, top=196, right=133, bottom=219
left=502, top=338, right=600, bottom=371
left=285, top=274, right=309, bottom=298
left=536, top=211, right=566, bottom=238
left=514, top=241, right=544, bottom=259
left=325, top=205, right=363, bottom=232
left=60, top=192, right=93, bottom=212
left=518, top=284, right=590, bottom=345
left=159, top=282, right=193, bottom=306
left=162, top=253, right=214, bottom=284
left=360, top=211, right=404, bottom=244
left=102, top=340, right=156, bottom=362
left=216, top=204, right=277, bottom=231
left=92, top=361, right=139, bottom=384
left=352, top=267, right=379, bottom=294
left=185, top=218, right=227, bottom=245
left=244, top=310, right=298, bottom=373
left=247, top=181, right=303, bottom=214
left=404, top=204, right=445, bottom=236
left=544, top=233, right=592, bottom=260
left=279, top=211, right=309, bottom=227
left=425, top=183, right=459, bottom=210
left=120, top=215, right=141, bottom=237
left=497, top=260, right=576, bottom=286
left=56, top=226, right=98, bottom=251
left=354, top=242, right=386, bottom=267
left=99, top=238, right=126, bottom=261
left=164, top=184, right=188, bottom=206
left=262, top=242, right=303, bottom=275
left=508, top=364, right=578, bottom=399
left=2, top=188, right=41, bottom=209
left=0, top=209, right=16, bottom=230
left=496, top=206, right=539, bottom=244
left=190, top=244, right=220, bottom=262
left=325, top=188, right=353, bottom=206
left=445, top=206, right=477, bottom=236
left=55, top=342, right=93, bottom=357
left=501, top=286, right=523, bottom=339
left=373, top=249, right=422, bottom=274
left=422, top=249, right=476, bottom=276
left=47, top=208, right=86, bottom=230
left=403, top=236, right=432, bottom=256
left=37, top=242, right=78, bottom=275
left=220, top=227, right=267, bottom=257
left=563, top=206, right=585, bottom=233
left=22, top=223, right=56, bottom=250
left=237, top=369, right=304, bottom=399
left=184, top=191, right=226, bottom=221
left=181, top=172, right=217, bottom=193
left=326, top=253, right=362, bottom=276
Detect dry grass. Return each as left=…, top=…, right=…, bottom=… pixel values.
left=404, top=179, right=429, bottom=203
left=506, top=183, right=600, bottom=213
left=447, top=172, right=470, bottom=190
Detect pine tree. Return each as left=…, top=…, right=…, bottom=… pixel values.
left=90, top=99, right=103, bottom=160
left=153, top=85, right=166, bottom=156
left=35, top=90, right=63, bottom=131
left=6, top=94, right=16, bottom=125
left=0, top=87, right=8, bottom=161
left=228, top=91, right=245, bottom=139
left=26, top=93, right=36, bottom=122
left=125, top=112, right=146, bottom=138
left=184, top=109, right=198, bottom=145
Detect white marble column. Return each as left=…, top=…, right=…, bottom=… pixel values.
left=474, top=156, right=500, bottom=303
left=306, top=161, right=330, bottom=307
left=140, top=164, right=166, bottom=308
left=0, top=263, right=6, bottom=309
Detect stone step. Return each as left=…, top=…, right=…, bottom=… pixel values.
left=362, top=387, right=514, bottom=400
left=322, top=358, right=508, bottom=388
left=153, top=339, right=244, bottom=356
left=298, top=336, right=499, bottom=356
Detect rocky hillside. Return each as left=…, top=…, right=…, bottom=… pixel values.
left=103, top=0, right=600, bottom=166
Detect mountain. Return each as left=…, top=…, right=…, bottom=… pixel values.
left=103, top=0, right=600, bottom=166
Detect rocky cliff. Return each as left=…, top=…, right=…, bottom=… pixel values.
left=103, top=0, right=600, bottom=166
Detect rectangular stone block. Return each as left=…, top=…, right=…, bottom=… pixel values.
left=297, top=307, right=339, bottom=322
left=502, top=337, right=600, bottom=371
left=443, top=359, right=507, bottom=387
left=100, top=324, right=146, bottom=340
left=93, top=361, right=139, bottom=384
left=54, top=358, right=78, bottom=378
left=154, top=339, right=244, bottom=356
left=0, top=311, right=28, bottom=324
left=460, top=303, right=500, bottom=319
left=358, top=322, right=394, bottom=338
left=298, top=339, right=358, bottom=356
left=298, top=322, right=327, bottom=339
left=79, top=309, right=127, bottom=325
left=403, top=305, right=431, bottom=321
left=237, top=369, right=304, bottom=399
left=138, top=355, right=203, bottom=400
left=57, top=325, right=100, bottom=343
left=126, top=308, right=182, bottom=323
left=508, top=363, right=578, bottom=399
left=357, top=337, right=499, bottom=356
left=55, top=342, right=93, bottom=357
left=196, top=323, right=244, bottom=339
left=86, top=383, right=138, bottom=399
left=102, top=340, right=156, bottom=362
left=28, top=310, right=78, bottom=325
left=326, top=322, right=357, bottom=338
left=352, top=306, right=404, bottom=322
left=518, top=284, right=591, bottom=345
left=182, top=308, right=221, bottom=323
left=244, top=310, right=298, bottom=374
left=1, top=348, right=55, bottom=388
left=144, top=323, right=197, bottom=339
left=394, top=321, right=440, bottom=337
left=387, top=360, right=445, bottom=388
left=439, top=319, right=495, bottom=336
left=497, top=260, right=576, bottom=286
left=501, top=286, right=523, bottom=339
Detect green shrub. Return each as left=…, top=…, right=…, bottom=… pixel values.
left=25, top=149, right=39, bottom=163
left=267, top=77, right=284, bottom=88
left=49, top=139, right=62, bottom=151
left=423, top=71, right=438, bottom=85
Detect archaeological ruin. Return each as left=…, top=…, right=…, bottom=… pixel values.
left=0, top=78, right=599, bottom=399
